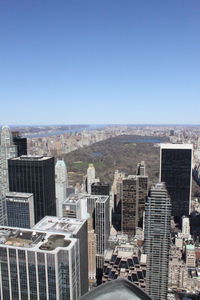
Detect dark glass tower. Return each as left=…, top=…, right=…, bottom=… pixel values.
left=160, top=144, right=193, bottom=218
left=12, top=131, right=27, bottom=156
left=8, top=155, right=56, bottom=223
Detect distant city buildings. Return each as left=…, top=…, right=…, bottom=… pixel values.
left=160, top=143, right=193, bottom=218
left=8, top=155, right=56, bottom=223
left=144, top=183, right=171, bottom=300
left=6, top=192, right=34, bottom=228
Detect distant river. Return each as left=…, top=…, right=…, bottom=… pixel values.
left=24, top=125, right=106, bottom=138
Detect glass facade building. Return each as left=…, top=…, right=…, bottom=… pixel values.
left=144, top=183, right=171, bottom=300
left=0, top=227, right=80, bottom=300
left=8, top=155, right=56, bottom=224
left=160, top=144, right=193, bottom=217
left=6, top=192, right=34, bottom=228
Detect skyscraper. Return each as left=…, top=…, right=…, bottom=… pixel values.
left=122, top=175, right=148, bottom=236
left=144, top=183, right=171, bottom=300
left=6, top=192, right=35, bottom=228
left=8, top=155, right=56, bottom=223
left=0, top=226, right=81, bottom=299
left=160, top=143, right=193, bottom=218
left=0, top=125, right=17, bottom=225
left=34, top=216, right=88, bottom=295
left=55, top=160, right=68, bottom=217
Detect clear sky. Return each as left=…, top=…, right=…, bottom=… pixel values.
left=0, top=0, right=200, bottom=125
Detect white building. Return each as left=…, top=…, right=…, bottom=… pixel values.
left=0, top=125, right=17, bottom=225
left=86, top=163, right=99, bottom=194
left=55, top=160, right=68, bottom=217
left=0, top=226, right=80, bottom=299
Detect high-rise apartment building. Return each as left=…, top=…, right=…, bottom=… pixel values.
left=0, top=125, right=17, bottom=225
left=122, top=175, right=148, bottom=236
left=8, top=155, right=56, bottom=223
left=55, top=160, right=68, bottom=217
left=6, top=192, right=35, bottom=228
left=160, top=143, right=193, bottom=217
left=0, top=226, right=81, bottom=300
left=34, top=216, right=88, bottom=295
left=144, top=183, right=171, bottom=300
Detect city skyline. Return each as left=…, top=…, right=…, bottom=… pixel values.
left=0, top=0, right=200, bottom=125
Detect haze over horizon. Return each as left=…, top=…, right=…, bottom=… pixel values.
left=0, top=0, right=200, bottom=125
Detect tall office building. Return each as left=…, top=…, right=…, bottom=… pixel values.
left=122, top=175, right=148, bottom=236
left=95, top=195, right=110, bottom=283
left=8, top=155, right=56, bottom=223
left=160, top=143, right=193, bottom=217
left=12, top=131, right=27, bottom=156
left=0, top=226, right=81, bottom=300
left=34, top=216, right=88, bottom=296
left=144, top=183, right=171, bottom=300
left=0, top=125, right=17, bottom=225
left=55, top=160, right=68, bottom=217
left=6, top=192, right=35, bottom=228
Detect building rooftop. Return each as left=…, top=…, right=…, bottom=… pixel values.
left=186, top=244, right=195, bottom=250
left=6, top=192, right=33, bottom=199
left=33, top=216, right=86, bottom=235
left=0, top=226, right=76, bottom=253
left=160, top=143, right=193, bottom=150
left=10, top=155, right=52, bottom=161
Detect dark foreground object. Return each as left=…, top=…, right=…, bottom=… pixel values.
left=79, top=279, right=153, bottom=300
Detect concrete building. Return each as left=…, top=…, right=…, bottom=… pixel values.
left=122, top=175, right=148, bottom=236
left=34, top=216, right=88, bottom=296
left=0, top=226, right=81, bottom=299
left=62, top=195, right=82, bottom=219
left=8, top=155, right=56, bottom=223
left=144, top=183, right=171, bottom=300
left=55, top=160, right=68, bottom=218
left=0, top=125, right=17, bottom=225
left=186, top=244, right=196, bottom=268
left=6, top=192, right=35, bottom=228
left=102, top=243, right=146, bottom=290
left=160, top=143, right=193, bottom=218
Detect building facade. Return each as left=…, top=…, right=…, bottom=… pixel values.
left=6, top=192, right=35, bottom=228
left=55, top=160, right=68, bottom=218
left=144, top=183, right=171, bottom=300
left=0, top=125, right=17, bottom=225
left=0, top=226, right=80, bottom=300
left=34, top=216, right=88, bottom=295
left=8, top=155, right=56, bottom=223
left=122, top=175, right=148, bottom=236
left=160, top=143, right=193, bottom=217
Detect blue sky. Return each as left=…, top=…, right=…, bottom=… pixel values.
left=0, top=0, right=200, bottom=125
